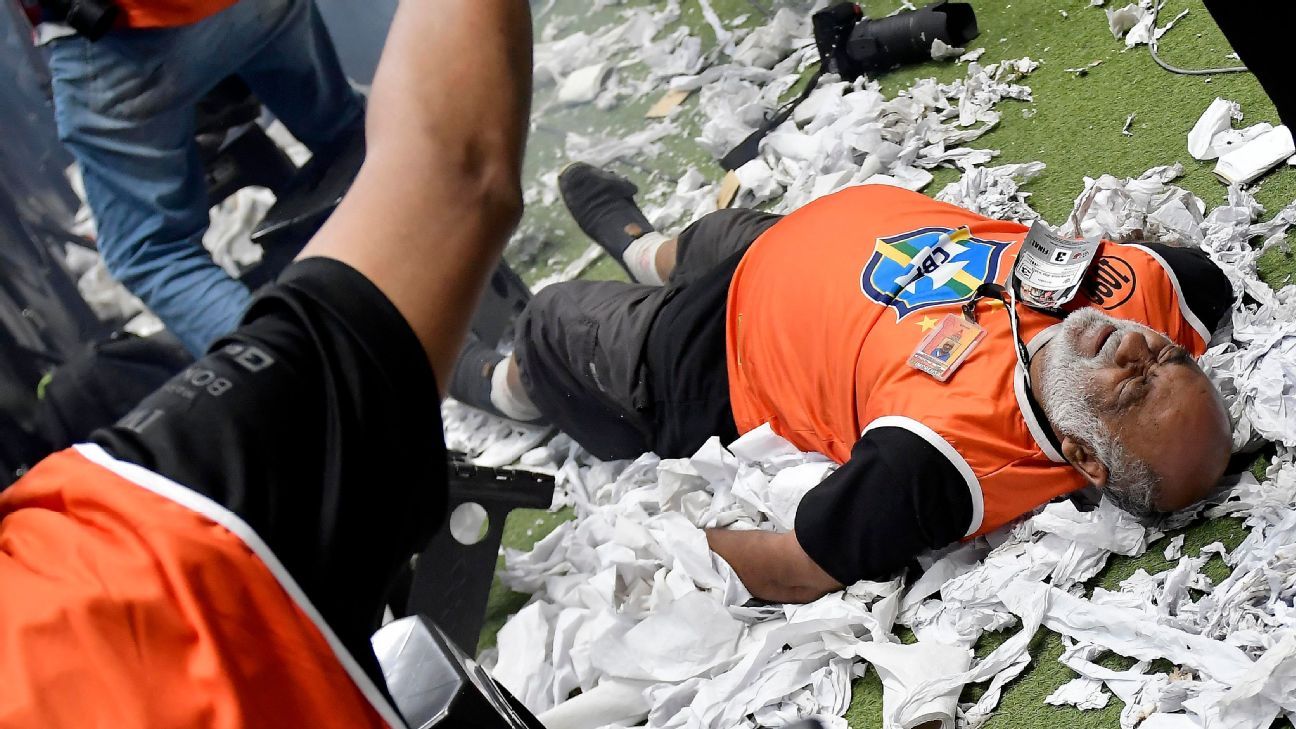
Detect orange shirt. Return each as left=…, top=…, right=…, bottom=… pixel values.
left=0, top=446, right=399, bottom=728
left=116, top=0, right=239, bottom=28
left=727, top=185, right=1209, bottom=537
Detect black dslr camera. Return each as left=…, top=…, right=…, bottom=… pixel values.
left=813, top=0, right=979, bottom=81
left=40, top=0, right=121, bottom=41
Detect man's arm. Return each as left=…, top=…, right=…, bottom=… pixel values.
left=706, top=528, right=842, bottom=603
left=296, top=0, right=533, bottom=393
left=708, top=427, right=975, bottom=603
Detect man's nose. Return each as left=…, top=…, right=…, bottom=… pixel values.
left=1113, top=330, right=1151, bottom=366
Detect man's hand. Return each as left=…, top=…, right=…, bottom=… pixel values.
left=297, top=0, right=533, bottom=393
left=706, top=528, right=842, bottom=603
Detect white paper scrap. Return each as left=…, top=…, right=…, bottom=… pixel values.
left=1188, top=98, right=1241, bottom=160
left=930, top=39, right=965, bottom=61
left=535, top=678, right=653, bottom=729
left=1046, top=677, right=1111, bottom=710
left=1215, top=125, right=1295, bottom=186
left=853, top=641, right=973, bottom=728
left=557, top=63, right=611, bottom=105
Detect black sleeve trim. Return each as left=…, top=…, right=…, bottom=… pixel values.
left=793, top=426, right=973, bottom=585
left=1138, top=242, right=1232, bottom=335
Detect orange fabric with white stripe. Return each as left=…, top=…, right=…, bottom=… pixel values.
left=0, top=447, right=395, bottom=728
left=115, top=0, right=238, bottom=28
left=727, top=185, right=1208, bottom=537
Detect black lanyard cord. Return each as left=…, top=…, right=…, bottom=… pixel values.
left=963, top=282, right=1034, bottom=387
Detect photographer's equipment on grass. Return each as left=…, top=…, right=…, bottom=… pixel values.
left=815, top=0, right=978, bottom=81
left=399, top=455, right=555, bottom=654
left=721, top=1, right=978, bottom=171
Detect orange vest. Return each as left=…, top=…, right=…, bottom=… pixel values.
left=115, top=0, right=238, bottom=28
left=727, top=185, right=1209, bottom=537
left=0, top=446, right=400, bottom=728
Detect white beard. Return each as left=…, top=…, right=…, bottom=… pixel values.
left=1035, top=308, right=1158, bottom=515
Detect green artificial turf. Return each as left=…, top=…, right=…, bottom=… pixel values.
left=482, top=0, right=1296, bottom=725
left=477, top=507, right=573, bottom=654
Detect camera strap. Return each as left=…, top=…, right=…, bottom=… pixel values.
left=719, top=67, right=824, bottom=171
left=719, top=2, right=864, bottom=170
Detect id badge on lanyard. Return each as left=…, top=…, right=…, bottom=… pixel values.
left=907, top=313, right=986, bottom=382
left=907, top=211, right=1093, bottom=383
left=907, top=283, right=1036, bottom=384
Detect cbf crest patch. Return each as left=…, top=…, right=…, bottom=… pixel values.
left=860, top=226, right=1010, bottom=319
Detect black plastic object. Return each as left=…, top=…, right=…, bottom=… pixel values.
left=203, top=125, right=298, bottom=207
left=403, top=455, right=555, bottom=654
left=249, top=128, right=366, bottom=254
left=812, top=2, right=865, bottom=81
left=243, top=127, right=366, bottom=289
left=473, top=263, right=533, bottom=350
left=373, top=615, right=544, bottom=729
left=844, top=1, right=978, bottom=78
left=194, top=77, right=297, bottom=205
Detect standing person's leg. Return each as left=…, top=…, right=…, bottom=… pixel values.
left=234, top=0, right=364, bottom=153
left=47, top=33, right=252, bottom=356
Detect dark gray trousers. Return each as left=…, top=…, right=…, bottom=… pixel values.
left=513, top=208, right=781, bottom=459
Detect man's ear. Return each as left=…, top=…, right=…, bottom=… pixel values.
left=1061, top=435, right=1108, bottom=487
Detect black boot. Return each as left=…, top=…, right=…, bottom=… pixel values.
left=448, top=335, right=508, bottom=419
left=559, top=163, right=655, bottom=271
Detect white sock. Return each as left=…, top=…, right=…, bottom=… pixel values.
left=489, top=357, right=542, bottom=421
left=621, top=231, right=670, bottom=285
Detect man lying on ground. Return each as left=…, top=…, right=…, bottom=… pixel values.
left=0, top=0, right=531, bottom=724
left=451, top=164, right=1234, bottom=604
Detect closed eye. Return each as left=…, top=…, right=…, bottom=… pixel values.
left=1118, top=345, right=1190, bottom=410
left=1118, top=375, right=1149, bottom=410
left=1161, top=345, right=1190, bottom=367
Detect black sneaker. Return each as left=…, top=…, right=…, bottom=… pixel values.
left=559, top=163, right=655, bottom=268
left=448, top=334, right=508, bottom=418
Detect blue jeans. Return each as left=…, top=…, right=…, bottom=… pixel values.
left=47, top=0, right=363, bottom=355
